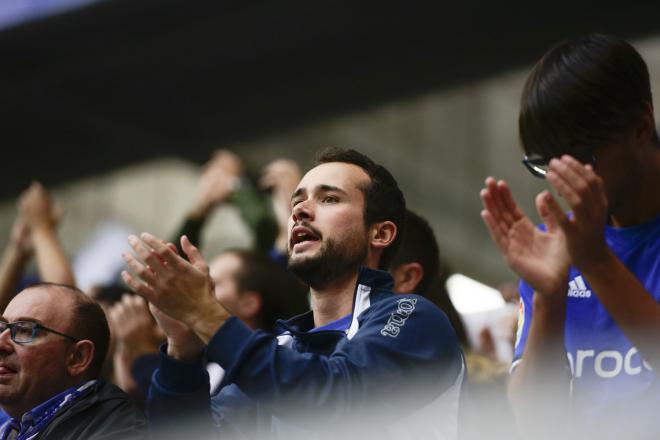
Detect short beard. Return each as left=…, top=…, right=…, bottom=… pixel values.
left=288, top=237, right=367, bottom=290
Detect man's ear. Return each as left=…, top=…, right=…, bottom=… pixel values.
left=67, top=340, right=95, bottom=377
left=634, top=101, right=656, bottom=145
left=391, top=262, right=424, bottom=294
left=369, top=221, right=397, bottom=250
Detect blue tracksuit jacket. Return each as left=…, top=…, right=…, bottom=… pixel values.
left=148, top=267, right=464, bottom=439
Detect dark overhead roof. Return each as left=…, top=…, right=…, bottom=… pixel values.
left=2, top=0, right=660, bottom=199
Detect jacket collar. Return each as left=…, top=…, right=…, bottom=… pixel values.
left=277, top=267, right=394, bottom=336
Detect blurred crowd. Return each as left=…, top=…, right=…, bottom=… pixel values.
left=0, top=149, right=518, bottom=439
left=0, top=33, right=659, bottom=440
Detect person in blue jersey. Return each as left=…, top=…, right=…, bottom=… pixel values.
left=0, top=283, right=148, bottom=439
left=480, top=34, right=660, bottom=439
left=122, top=147, right=464, bottom=439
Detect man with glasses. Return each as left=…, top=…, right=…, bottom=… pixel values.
left=481, top=34, right=660, bottom=439
left=0, top=282, right=148, bottom=439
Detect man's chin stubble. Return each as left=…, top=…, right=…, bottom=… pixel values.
left=288, top=243, right=365, bottom=290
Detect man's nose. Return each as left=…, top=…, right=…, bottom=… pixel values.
left=0, top=327, right=15, bottom=353
left=291, top=199, right=313, bottom=222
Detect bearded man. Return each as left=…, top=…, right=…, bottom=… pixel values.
left=123, top=147, right=464, bottom=439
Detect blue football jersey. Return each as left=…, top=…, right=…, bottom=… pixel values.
left=513, top=213, right=660, bottom=432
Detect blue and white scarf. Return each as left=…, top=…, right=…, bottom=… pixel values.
left=0, top=380, right=97, bottom=440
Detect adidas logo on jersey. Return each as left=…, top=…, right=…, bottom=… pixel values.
left=567, top=276, right=591, bottom=298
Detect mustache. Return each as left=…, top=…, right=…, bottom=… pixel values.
left=292, top=221, right=322, bottom=238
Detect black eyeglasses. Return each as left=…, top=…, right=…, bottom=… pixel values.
left=522, top=154, right=596, bottom=179
left=0, top=320, right=81, bottom=344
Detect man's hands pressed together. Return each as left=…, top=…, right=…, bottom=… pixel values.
left=122, top=233, right=231, bottom=345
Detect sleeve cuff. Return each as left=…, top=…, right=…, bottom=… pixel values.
left=205, top=317, right=256, bottom=379
left=154, top=343, right=209, bottom=393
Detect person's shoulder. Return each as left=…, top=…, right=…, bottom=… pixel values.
left=371, top=291, right=447, bottom=314
left=95, top=381, right=138, bottom=402
left=87, top=382, right=147, bottom=420
left=366, top=292, right=456, bottom=335
left=43, top=382, right=148, bottom=440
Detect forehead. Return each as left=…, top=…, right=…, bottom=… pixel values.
left=297, top=162, right=370, bottom=194
left=3, top=287, right=74, bottom=324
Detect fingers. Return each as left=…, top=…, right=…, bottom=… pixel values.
left=121, top=270, right=157, bottom=302
left=31, top=181, right=44, bottom=192
left=51, top=202, right=64, bottom=224
left=547, top=155, right=604, bottom=218
left=110, top=294, right=141, bottom=321
left=480, top=177, right=521, bottom=231
left=480, top=209, right=510, bottom=254
left=259, top=162, right=277, bottom=188
left=166, top=242, right=180, bottom=255
left=209, top=149, right=242, bottom=175
left=481, top=180, right=511, bottom=246
left=487, top=178, right=513, bottom=223
left=148, top=302, right=161, bottom=317
left=181, top=235, right=208, bottom=272
left=124, top=233, right=194, bottom=298
left=480, top=178, right=500, bottom=215
left=547, top=155, right=609, bottom=231
left=123, top=292, right=147, bottom=311
left=122, top=249, right=158, bottom=286
left=496, top=180, right=524, bottom=222
left=546, top=159, right=583, bottom=207
left=137, top=233, right=182, bottom=268
left=107, top=298, right=123, bottom=325
left=108, top=293, right=145, bottom=335
left=535, top=191, right=567, bottom=233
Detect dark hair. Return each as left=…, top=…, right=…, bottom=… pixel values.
left=388, top=210, right=439, bottom=295
left=25, top=282, right=110, bottom=376
left=314, top=147, right=406, bottom=269
left=520, top=33, right=658, bottom=160
left=230, top=250, right=310, bottom=331
left=425, top=261, right=469, bottom=348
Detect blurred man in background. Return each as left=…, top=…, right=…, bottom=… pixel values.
left=388, top=209, right=468, bottom=347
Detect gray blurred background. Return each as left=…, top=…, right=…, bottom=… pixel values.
left=2, top=0, right=660, bottom=288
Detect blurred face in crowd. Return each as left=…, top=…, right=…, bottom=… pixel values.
left=588, top=137, right=647, bottom=216
left=287, top=162, right=370, bottom=289
left=209, top=252, right=244, bottom=315
left=0, top=287, right=77, bottom=418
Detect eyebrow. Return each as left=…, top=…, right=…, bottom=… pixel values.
left=1, top=317, right=41, bottom=325
left=291, top=187, right=305, bottom=201
left=291, top=185, right=347, bottom=201
left=317, top=184, right=347, bottom=195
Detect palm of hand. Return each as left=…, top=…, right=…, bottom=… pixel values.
left=197, top=168, right=235, bottom=205
left=504, top=216, right=569, bottom=296
left=11, top=219, right=33, bottom=255
left=150, top=305, right=194, bottom=340
left=150, top=304, right=205, bottom=357
left=166, top=268, right=217, bottom=324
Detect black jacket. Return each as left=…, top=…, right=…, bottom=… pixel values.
left=36, top=382, right=148, bottom=439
